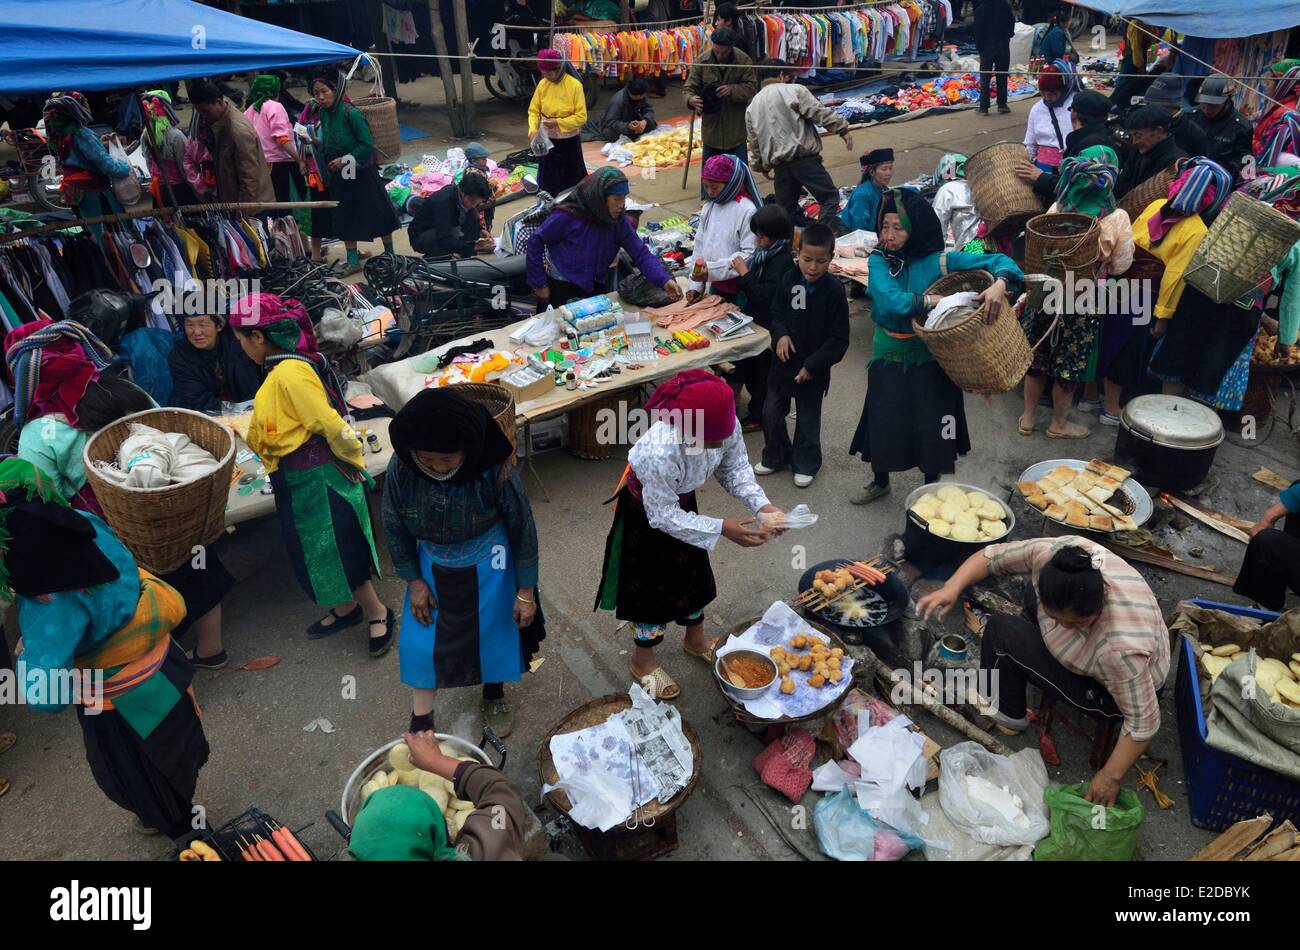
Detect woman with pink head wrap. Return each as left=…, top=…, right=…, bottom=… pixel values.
left=230, top=293, right=394, bottom=653
left=528, top=48, right=588, bottom=196
left=595, top=370, right=785, bottom=700
left=686, top=153, right=760, bottom=304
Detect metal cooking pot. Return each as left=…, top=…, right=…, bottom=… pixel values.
left=903, top=481, right=1016, bottom=573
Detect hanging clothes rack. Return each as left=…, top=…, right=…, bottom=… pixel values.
left=0, top=200, right=338, bottom=245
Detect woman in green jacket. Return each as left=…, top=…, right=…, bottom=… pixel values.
left=301, top=77, right=401, bottom=274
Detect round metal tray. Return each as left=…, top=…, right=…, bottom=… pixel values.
left=1018, top=458, right=1153, bottom=531
left=795, top=558, right=909, bottom=629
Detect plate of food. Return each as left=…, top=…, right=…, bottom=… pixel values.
left=795, top=558, right=909, bottom=629
left=1015, top=458, right=1152, bottom=533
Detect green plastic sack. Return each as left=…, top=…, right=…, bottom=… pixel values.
left=1033, top=782, right=1144, bottom=861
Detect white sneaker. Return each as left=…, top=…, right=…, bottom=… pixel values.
left=1076, top=398, right=1103, bottom=413
left=794, top=473, right=814, bottom=488
left=753, top=463, right=778, bottom=476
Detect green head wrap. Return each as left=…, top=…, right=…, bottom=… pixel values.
left=142, top=89, right=176, bottom=150
left=1055, top=145, right=1120, bottom=218
left=347, top=785, right=470, bottom=862
left=247, top=74, right=282, bottom=113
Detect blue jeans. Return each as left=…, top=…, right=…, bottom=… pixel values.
left=700, top=142, right=749, bottom=199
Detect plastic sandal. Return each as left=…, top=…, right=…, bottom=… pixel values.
left=632, top=663, right=680, bottom=701
left=682, top=635, right=721, bottom=663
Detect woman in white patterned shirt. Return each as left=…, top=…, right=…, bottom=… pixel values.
left=594, top=370, right=785, bottom=700
left=917, top=536, right=1169, bottom=806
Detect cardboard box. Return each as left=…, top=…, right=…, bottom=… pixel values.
left=499, top=368, right=554, bottom=404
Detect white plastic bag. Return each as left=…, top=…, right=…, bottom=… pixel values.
left=759, top=503, right=819, bottom=531
left=937, top=742, right=1050, bottom=846
left=108, top=138, right=142, bottom=205
left=529, top=127, right=554, bottom=157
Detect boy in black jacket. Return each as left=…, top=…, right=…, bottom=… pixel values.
left=731, top=204, right=796, bottom=431
left=753, top=223, right=849, bottom=487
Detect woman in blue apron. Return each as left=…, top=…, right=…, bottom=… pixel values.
left=382, top=389, right=544, bottom=739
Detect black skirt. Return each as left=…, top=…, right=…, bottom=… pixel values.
left=1150, top=285, right=1259, bottom=395
left=78, top=640, right=210, bottom=839
left=312, top=164, right=400, bottom=243
left=158, top=554, right=234, bottom=637
left=594, top=487, right=716, bottom=625
left=849, top=359, right=970, bottom=474
left=269, top=160, right=306, bottom=204
left=539, top=136, right=587, bottom=197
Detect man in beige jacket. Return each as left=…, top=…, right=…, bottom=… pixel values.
left=191, top=80, right=275, bottom=211
left=745, top=58, right=854, bottom=229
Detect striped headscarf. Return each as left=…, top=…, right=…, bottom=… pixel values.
left=1147, top=157, right=1232, bottom=243
left=4, top=320, right=114, bottom=425
left=1259, top=111, right=1300, bottom=168
left=1048, top=58, right=1083, bottom=95
left=700, top=153, right=760, bottom=204
left=1271, top=60, right=1300, bottom=102
left=1240, top=169, right=1300, bottom=218
left=1055, top=145, right=1119, bottom=218
left=42, top=92, right=96, bottom=162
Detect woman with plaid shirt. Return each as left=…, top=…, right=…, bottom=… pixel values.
left=918, top=536, right=1169, bottom=807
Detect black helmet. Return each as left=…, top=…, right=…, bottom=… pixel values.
left=66, top=289, right=141, bottom=348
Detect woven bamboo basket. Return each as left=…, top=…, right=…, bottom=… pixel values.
left=912, top=269, right=1032, bottom=394
left=964, top=143, right=1045, bottom=235
left=82, top=408, right=235, bottom=573
left=1024, top=212, right=1100, bottom=277
left=1185, top=192, right=1300, bottom=304
left=1118, top=161, right=1179, bottom=220
left=353, top=96, right=401, bottom=164
left=567, top=389, right=629, bottom=460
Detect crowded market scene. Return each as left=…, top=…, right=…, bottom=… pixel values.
left=4, top=0, right=1300, bottom=886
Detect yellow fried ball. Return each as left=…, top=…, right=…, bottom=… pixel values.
left=829, top=669, right=843, bottom=684
left=809, top=674, right=826, bottom=688
left=780, top=677, right=796, bottom=694
left=798, top=656, right=813, bottom=672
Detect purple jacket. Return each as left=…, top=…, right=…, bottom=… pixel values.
left=526, top=209, right=672, bottom=293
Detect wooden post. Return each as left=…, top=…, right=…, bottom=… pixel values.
left=619, top=0, right=630, bottom=25
left=426, top=0, right=466, bottom=136
left=366, top=0, right=402, bottom=108
left=451, top=0, right=479, bottom=136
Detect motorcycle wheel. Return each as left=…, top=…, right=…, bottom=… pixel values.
left=28, top=171, right=68, bottom=212
left=1067, top=9, right=1095, bottom=40
left=486, top=70, right=516, bottom=103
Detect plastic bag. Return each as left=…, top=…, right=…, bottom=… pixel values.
left=813, top=788, right=925, bottom=862
left=529, top=127, right=553, bottom=157
left=938, top=742, right=1050, bottom=846
left=1033, top=782, right=1145, bottom=861
left=108, top=139, right=143, bottom=205
left=759, top=503, right=818, bottom=531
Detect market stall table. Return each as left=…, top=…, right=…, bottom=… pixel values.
left=362, top=296, right=771, bottom=499
left=222, top=417, right=394, bottom=526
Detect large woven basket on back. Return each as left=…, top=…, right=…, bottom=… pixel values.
left=964, top=143, right=1045, bottom=236
left=1184, top=192, right=1300, bottom=304
left=913, top=269, right=1032, bottom=395
left=353, top=96, right=401, bottom=164
left=451, top=382, right=517, bottom=452
left=1118, top=161, right=1179, bottom=219
left=1025, top=212, right=1100, bottom=277
left=83, top=408, right=235, bottom=574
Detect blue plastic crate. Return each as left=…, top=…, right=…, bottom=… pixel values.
left=1175, top=599, right=1300, bottom=831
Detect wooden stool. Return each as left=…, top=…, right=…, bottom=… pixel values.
left=1038, top=694, right=1122, bottom=771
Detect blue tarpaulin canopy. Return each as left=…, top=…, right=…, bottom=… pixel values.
left=1070, top=1, right=1300, bottom=40
left=0, top=0, right=359, bottom=95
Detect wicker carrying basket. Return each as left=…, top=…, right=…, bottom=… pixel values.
left=964, top=143, right=1045, bottom=236
left=1024, top=212, right=1100, bottom=276
left=568, top=390, right=628, bottom=460
left=1184, top=192, right=1300, bottom=304
left=82, top=408, right=235, bottom=574
left=1118, top=161, right=1178, bottom=220
left=913, top=269, right=1032, bottom=395
left=353, top=96, right=401, bottom=164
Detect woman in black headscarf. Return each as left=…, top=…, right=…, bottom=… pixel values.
left=848, top=188, right=1023, bottom=503
left=381, top=389, right=544, bottom=739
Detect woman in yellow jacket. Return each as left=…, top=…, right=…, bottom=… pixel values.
left=529, top=49, right=588, bottom=196
left=231, top=293, right=394, bottom=655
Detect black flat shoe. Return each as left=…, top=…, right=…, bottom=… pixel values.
left=368, top=607, right=395, bottom=658
left=188, top=649, right=228, bottom=671
left=307, top=604, right=364, bottom=639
